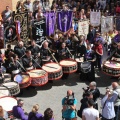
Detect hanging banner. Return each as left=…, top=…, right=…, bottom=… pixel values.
left=78, top=20, right=89, bottom=36
left=13, top=12, right=28, bottom=43
left=44, top=11, right=56, bottom=36
left=0, top=25, right=4, bottom=49
left=90, top=11, right=101, bottom=27
left=4, top=24, right=17, bottom=42
left=32, top=18, right=46, bottom=45
left=57, top=10, right=73, bottom=32
left=115, top=17, right=120, bottom=31
left=101, top=16, right=113, bottom=33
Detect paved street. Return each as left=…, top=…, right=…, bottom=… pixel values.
left=16, top=48, right=120, bottom=120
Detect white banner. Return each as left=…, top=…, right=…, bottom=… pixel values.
left=101, top=16, right=113, bottom=33
left=90, top=11, right=101, bottom=27
left=78, top=20, right=89, bottom=36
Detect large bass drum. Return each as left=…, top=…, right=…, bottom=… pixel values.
left=27, top=69, right=48, bottom=86
left=59, top=59, right=77, bottom=73
left=103, top=61, right=120, bottom=76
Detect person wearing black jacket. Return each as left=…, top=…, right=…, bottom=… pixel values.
left=89, top=81, right=100, bottom=110
left=107, top=43, right=120, bottom=61
left=14, top=41, right=26, bottom=58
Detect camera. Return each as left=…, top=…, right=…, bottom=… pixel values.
left=64, top=93, right=75, bottom=106
left=82, top=87, right=90, bottom=97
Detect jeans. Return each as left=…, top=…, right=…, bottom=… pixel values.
left=116, top=106, right=120, bottom=120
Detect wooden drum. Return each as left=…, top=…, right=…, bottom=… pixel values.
left=14, top=73, right=31, bottom=88
left=103, top=61, right=120, bottom=76
left=42, top=62, right=63, bottom=80
left=59, top=59, right=77, bottom=73
left=27, top=69, right=48, bottom=86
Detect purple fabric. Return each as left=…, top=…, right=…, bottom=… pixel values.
left=44, top=11, right=56, bottom=36
left=12, top=106, right=28, bottom=120
left=57, top=10, right=73, bottom=32
left=28, top=112, right=43, bottom=120
left=113, top=34, right=120, bottom=43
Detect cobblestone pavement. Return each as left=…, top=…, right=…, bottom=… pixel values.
left=15, top=48, right=120, bottom=120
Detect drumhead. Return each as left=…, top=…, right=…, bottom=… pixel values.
left=14, top=74, right=30, bottom=83
left=28, top=69, right=46, bottom=78
left=0, top=96, right=17, bottom=111
left=3, top=82, right=18, bottom=88
left=12, top=69, right=20, bottom=74
left=42, top=63, right=61, bottom=72
left=0, top=87, right=9, bottom=97
left=104, top=61, right=120, bottom=68
left=60, top=60, right=77, bottom=66
left=3, top=73, right=11, bottom=82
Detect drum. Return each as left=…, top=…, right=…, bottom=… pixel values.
left=14, top=73, right=31, bottom=88
left=59, top=59, right=77, bottom=73
left=3, top=73, right=11, bottom=83
left=0, top=87, right=10, bottom=97
left=42, top=62, right=63, bottom=80
left=75, top=57, right=84, bottom=71
left=103, top=61, right=120, bottom=76
left=81, top=61, right=91, bottom=73
left=0, top=96, right=17, bottom=112
left=2, top=82, right=20, bottom=96
left=27, top=69, right=48, bottom=86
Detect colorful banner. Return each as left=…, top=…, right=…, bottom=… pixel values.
left=57, top=10, right=73, bottom=32
left=13, top=12, right=29, bottom=43
left=44, top=11, right=56, bottom=36
left=90, top=11, right=101, bottom=27
left=4, top=24, right=17, bottom=42
left=101, top=16, right=113, bottom=33
left=115, top=17, right=120, bottom=31
left=32, top=18, right=46, bottom=45
left=78, top=20, right=89, bottom=36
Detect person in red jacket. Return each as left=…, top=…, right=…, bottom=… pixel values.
left=95, top=40, right=103, bottom=70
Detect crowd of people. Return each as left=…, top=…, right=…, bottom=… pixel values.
left=0, top=0, right=120, bottom=120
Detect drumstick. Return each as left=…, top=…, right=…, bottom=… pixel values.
left=44, top=65, right=58, bottom=69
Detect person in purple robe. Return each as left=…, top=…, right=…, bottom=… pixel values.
left=113, top=31, right=120, bottom=43
left=12, top=99, right=28, bottom=120
left=28, top=104, right=43, bottom=120
left=42, top=108, right=54, bottom=120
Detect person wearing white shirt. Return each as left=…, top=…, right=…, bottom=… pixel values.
left=82, top=99, right=99, bottom=120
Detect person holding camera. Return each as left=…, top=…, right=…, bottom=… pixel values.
left=101, top=88, right=118, bottom=120
left=111, top=82, right=120, bottom=120
left=77, top=92, right=93, bottom=118
left=62, top=90, right=77, bottom=120
left=89, top=82, right=100, bottom=110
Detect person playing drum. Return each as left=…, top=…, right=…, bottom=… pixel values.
left=58, top=43, right=71, bottom=79
left=58, top=42, right=71, bottom=61
left=40, top=41, right=52, bottom=65
left=27, top=40, right=41, bottom=68
left=80, top=44, right=96, bottom=81
left=22, top=50, right=35, bottom=71
left=9, top=54, right=22, bottom=75
left=107, top=43, right=120, bottom=61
